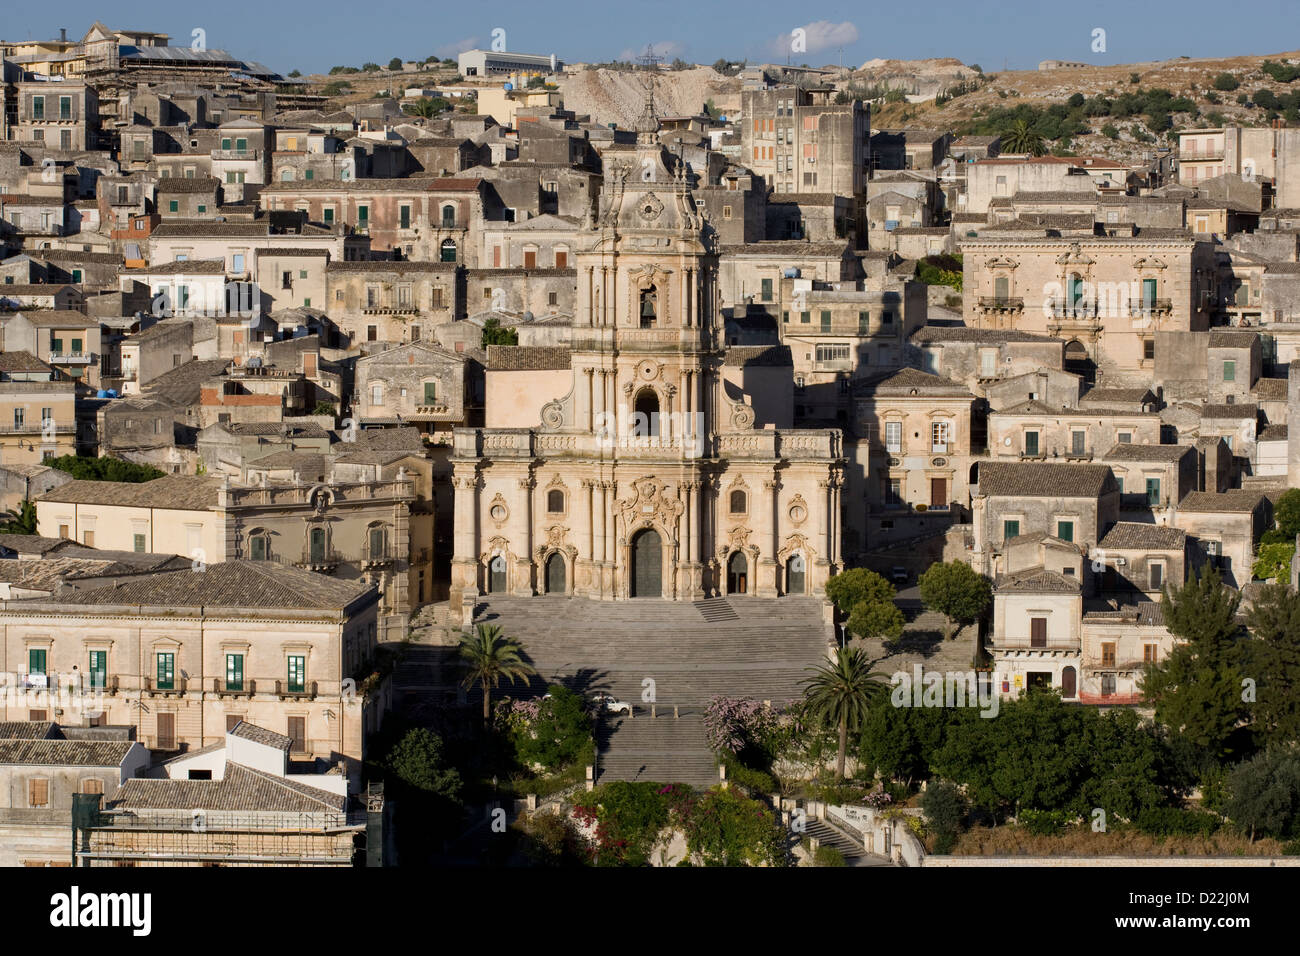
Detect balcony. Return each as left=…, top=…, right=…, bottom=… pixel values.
left=296, top=548, right=342, bottom=573
left=362, top=306, right=421, bottom=315
left=274, top=679, right=318, bottom=700
left=85, top=676, right=119, bottom=695
left=977, top=296, right=1024, bottom=312
left=211, top=148, right=260, bottom=160
left=49, top=351, right=94, bottom=365
left=1179, top=148, right=1223, bottom=162
left=1127, top=298, right=1173, bottom=317
left=361, top=545, right=398, bottom=569
left=814, top=358, right=853, bottom=372
left=212, top=678, right=256, bottom=698
left=142, top=675, right=188, bottom=697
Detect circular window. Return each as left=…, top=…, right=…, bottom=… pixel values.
left=789, top=503, right=807, bottom=523
left=490, top=504, right=507, bottom=522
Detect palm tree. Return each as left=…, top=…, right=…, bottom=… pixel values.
left=458, top=623, right=536, bottom=726
left=403, top=97, right=437, bottom=118
left=1003, top=118, right=1044, bottom=156
left=0, top=500, right=37, bottom=535
left=800, top=646, right=889, bottom=780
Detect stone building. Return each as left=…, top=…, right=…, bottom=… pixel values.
left=0, top=562, right=383, bottom=768
left=450, top=115, right=844, bottom=608
left=325, top=260, right=462, bottom=346
left=960, top=235, right=1217, bottom=384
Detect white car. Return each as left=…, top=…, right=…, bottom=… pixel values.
left=591, top=692, right=633, bottom=716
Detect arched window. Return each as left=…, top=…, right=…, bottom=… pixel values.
left=367, top=524, right=389, bottom=560
left=441, top=204, right=456, bottom=228
left=439, top=238, right=457, bottom=263
left=633, top=388, right=659, bottom=438
left=547, top=489, right=565, bottom=513
left=729, top=490, right=747, bottom=514
left=248, top=530, right=270, bottom=560
left=639, top=285, right=658, bottom=328
left=280, top=168, right=294, bottom=182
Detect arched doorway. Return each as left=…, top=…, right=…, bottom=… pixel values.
left=629, top=528, right=662, bottom=598
left=1061, top=666, right=1077, bottom=699
left=727, top=551, right=748, bottom=595
left=488, top=555, right=507, bottom=593
left=786, top=554, right=806, bottom=595
left=633, top=388, right=660, bottom=439
left=1063, top=339, right=1095, bottom=385
left=545, top=552, right=566, bottom=594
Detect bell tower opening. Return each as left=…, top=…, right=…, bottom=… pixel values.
left=639, top=285, right=658, bottom=328
left=633, top=388, right=660, bottom=438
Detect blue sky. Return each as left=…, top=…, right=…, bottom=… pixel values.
left=6, top=1, right=1297, bottom=76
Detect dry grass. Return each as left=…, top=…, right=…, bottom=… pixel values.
left=952, top=826, right=1285, bottom=857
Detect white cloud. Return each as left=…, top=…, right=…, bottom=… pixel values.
left=771, top=20, right=859, bottom=58
left=618, top=41, right=686, bottom=63
left=434, top=37, right=481, bottom=60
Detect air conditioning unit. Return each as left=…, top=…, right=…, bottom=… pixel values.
left=1114, top=557, right=1127, bottom=566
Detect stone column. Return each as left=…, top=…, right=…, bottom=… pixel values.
left=760, top=477, right=781, bottom=597
left=514, top=476, right=534, bottom=596
left=450, top=471, right=480, bottom=603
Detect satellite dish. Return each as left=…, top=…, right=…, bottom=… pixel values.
left=522, top=311, right=534, bottom=322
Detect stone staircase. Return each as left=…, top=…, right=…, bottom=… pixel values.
left=803, top=818, right=892, bottom=867
left=595, top=713, right=719, bottom=786
left=398, top=595, right=833, bottom=789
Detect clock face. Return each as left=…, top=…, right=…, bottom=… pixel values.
left=638, top=192, right=664, bottom=222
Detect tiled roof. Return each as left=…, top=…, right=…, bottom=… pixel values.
left=1259, top=423, right=1289, bottom=441
left=1252, top=378, right=1288, bottom=401
left=722, top=345, right=792, bottom=367
left=38, top=475, right=223, bottom=510
left=223, top=421, right=329, bottom=439
left=911, top=326, right=1060, bottom=344
left=127, top=259, right=226, bottom=275
left=155, top=177, right=221, bottom=193
left=978, top=461, right=1117, bottom=498
left=1079, top=387, right=1152, bottom=404
left=0, top=739, right=135, bottom=766
left=109, top=763, right=345, bottom=813
left=995, top=566, right=1081, bottom=592
left=142, top=358, right=232, bottom=405
left=1083, top=601, right=1165, bottom=627
left=1200, top=403, right=1256, bottom=418
left=1177, top=490, right=1265, bottom=513
left=229, top=720, right=291, bottom=751
left=0, top=721, right=57, bottom=739
left=52, top=561, right=373, bottom=611
left=327, top=260, right=457, bottom=274
left=486, top=345, right=571, bottom=370
left=1099, top=522, right=1187, bottom=550
left=857, top=366, right=972, bottom=395
left=0, top=534, right=71, bottom=556
left=1208, top=330, right=1259, bottom=348
left=352, top=426, right=425, bottom=453
left=1102, top=442, right=1195, bottom=462
left=0, top=350, right=54, bottom=373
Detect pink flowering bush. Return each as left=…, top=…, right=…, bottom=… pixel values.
left=703, top=696, right=782, bottom=756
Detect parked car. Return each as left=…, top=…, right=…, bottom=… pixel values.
left=891, top=566, right=909, bottom=585
left=590, top=692, right=633, bottom=716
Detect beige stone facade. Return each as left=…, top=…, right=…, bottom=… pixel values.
left=450, top=130, right=844, bottom=607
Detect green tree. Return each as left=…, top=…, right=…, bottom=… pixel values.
left=801, top=646, right=889, bottom=780
left=1254, top=541, right=1293, bottom=581
left=1273, top=489, right=1300, bottom=540
left=1141, top=566, right=1246, bottom=761
left=481, top=317, right=518, bottom=347
left=387, top=727, right=462, bottom=801
left=458, top=623, right=537, bottom=726
left=918, top=560, right=992, bottom=640
left=825, top=568, right=896, bottom=616
left=1212, top=72, right=1240, bottom=91
left=920, top=780, right=968, bottom=853
left=288, top=69, right=302, bottom=78
left=1003, top=118, right=1044, bottom=155
left=1101, top=123, right=1120, bottom=139
left=362, top=62, right=381, bottom=72
left=312, top=401, right=337, bottom=416
left=0, top=500, right=37, bottom=535
left=847, top=599, right=905, bottom=642
left=403, top=97, right=438, bottom=118
left=47, top=455, right=165, bottom=483
left=387, top=57, right=403, bottom=71
left=1226, top=746, right=1300, bottom=841
left=1245, top=583, right=1300, bottom=747
left=513, top=685, right=593, bottom=772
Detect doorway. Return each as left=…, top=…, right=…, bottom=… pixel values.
left=727, top=551, right=748, bottom=595
left=630, top=529, right=662, bottom=598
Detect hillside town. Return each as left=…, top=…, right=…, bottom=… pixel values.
left=0, top=19, right=1298, bottom=872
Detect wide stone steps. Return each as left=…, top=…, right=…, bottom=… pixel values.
left=595, top=714, right=719, bottom=786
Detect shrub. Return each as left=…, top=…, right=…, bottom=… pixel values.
left=1135, top=807, right=1220, bottom=837
left=1017, top=808, right=1076, bottom=835
left=921, top=780, right=968, bottom=853
left=813, top=845, right=847, bottom=866
left=48, top=455, right=165, bottom=483
left=510, top=685, right=593, bottom=773
left=1213, top=73, right=1240, bottom=91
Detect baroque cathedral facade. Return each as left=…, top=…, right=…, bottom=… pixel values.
left=449, top=115, right=845, bottom=605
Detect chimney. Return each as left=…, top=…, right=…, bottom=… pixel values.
left=60, top=28, right=67, bottom=42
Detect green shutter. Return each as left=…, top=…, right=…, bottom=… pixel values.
left=1146, top=478, right=1161, bottom=505
left=760, top=278, right=772, bottom=301
left=288, top=656, right=305, bottom=693
left=29, top=649, right=47, bottom=675
left=1004, top=520, right=1020, bottom=541
left=1058, top=521, right=1074, bottom=543
left=424, top=382, right=438, bottom=404
left=156, top=652, right=174, bottom=690
left=226, top=654, right=244, bottom=691
left=89, top=650, right=106, bottom=689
